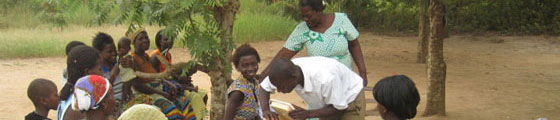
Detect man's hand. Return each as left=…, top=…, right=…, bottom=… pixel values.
left=262, top=110, right=278, bottom=120
left=288, top=106, right=310, bottom=120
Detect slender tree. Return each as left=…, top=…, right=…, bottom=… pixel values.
left=423, top=0, right=447, bottom=116
left=417, top=0, right=430, bottom=63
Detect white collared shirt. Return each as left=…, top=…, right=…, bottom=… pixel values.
left=260, top=56, right=363, bottom=110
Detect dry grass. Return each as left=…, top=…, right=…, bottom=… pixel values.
left=0, top=25, right=162, bottom=58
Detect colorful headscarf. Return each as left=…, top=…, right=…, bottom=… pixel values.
left=129, top=28, right=146, bottom=44
left=71, top=75, right=111, bottom=111
left=118, top=104, right=167, bottom=120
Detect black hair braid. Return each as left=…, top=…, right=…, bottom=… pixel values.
left=60, top=46, right=101, bottom=100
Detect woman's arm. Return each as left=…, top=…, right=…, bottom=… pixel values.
left=108, top=65, right=120, bottom=83
left=348, top=39, right=368, bottom=86
left=132, top=79, right=172, bottom=100
left=150, top=56, right=161, bottom=73
left=258, top=47, right=298, bottom=82
left=224, top=91, right=244, bottom=120
left=131, top=78, right=155, bottom=94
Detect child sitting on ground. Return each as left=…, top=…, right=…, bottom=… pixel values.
left=225, top=44, right=263, bottom=120
left=373, top=75, right=420, bottom=120
left=26, top=78, right=59, bottom=120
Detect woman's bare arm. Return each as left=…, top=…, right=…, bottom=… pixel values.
left=349, top=39, right=368, bottom=86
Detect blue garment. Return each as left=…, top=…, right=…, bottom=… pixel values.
left=102, top=64, right=124, bottom=100
left=56, top=96, right=73, bottom=120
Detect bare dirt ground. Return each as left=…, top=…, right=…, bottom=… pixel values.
left=1, top=33, right=559, bottom=120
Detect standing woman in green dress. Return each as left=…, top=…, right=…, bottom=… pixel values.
left=260, top=0, right=367, bottom=85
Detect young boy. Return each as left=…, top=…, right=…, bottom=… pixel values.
left=373, top=75, right=420, bottom=120
left=26, top=78, right=59, bottom=120
left=259, top=56, right=366, bottom=120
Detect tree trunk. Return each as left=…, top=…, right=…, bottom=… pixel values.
left=209, top=0, right=239, bottom=119
left=423, top=0, right=447, bottom=116
left=417, top=0, right=430, bottom=63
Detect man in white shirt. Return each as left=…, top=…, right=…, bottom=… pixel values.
left=259, top=56, right=365, bottom=120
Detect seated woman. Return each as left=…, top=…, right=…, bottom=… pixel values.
left=225, top=44, right=263, bottom=120
left=150, top=29, right=209, bottom=119
left=71, top=75, right=116, bottom=120
left=150, top=29, right=175, bottom=73
left=125, top=28, right=197, bottom=120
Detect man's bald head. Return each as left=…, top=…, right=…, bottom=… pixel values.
left=268, top=58, right=301, bottom=93
left=27, top=78, right=57, bottom=106
left=269, top=58, right=296, bottom=82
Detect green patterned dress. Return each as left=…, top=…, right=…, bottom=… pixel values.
left=284, top=13, right=359, bottom=69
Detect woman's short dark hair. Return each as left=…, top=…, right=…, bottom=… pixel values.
left=60, top=46, right=101, bottom=100
left=299, top=0, right=326, bottom=11
left=155, top=30, right=174, bottom=50
left=65, top=41, right=86, bottom=55
left=232, top=43, right=260, bottom=67
left=373, top=75, right=420, bottom=119
left=92, top=32, right=114, bottom=51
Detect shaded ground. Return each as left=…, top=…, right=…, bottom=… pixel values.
left=1, top=33, right=559, bottom=119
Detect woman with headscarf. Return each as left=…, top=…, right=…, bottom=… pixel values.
left=69, top=75, right=116, bottom=120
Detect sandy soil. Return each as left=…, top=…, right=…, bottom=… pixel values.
left=1, top=33, right=559, bottom=120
